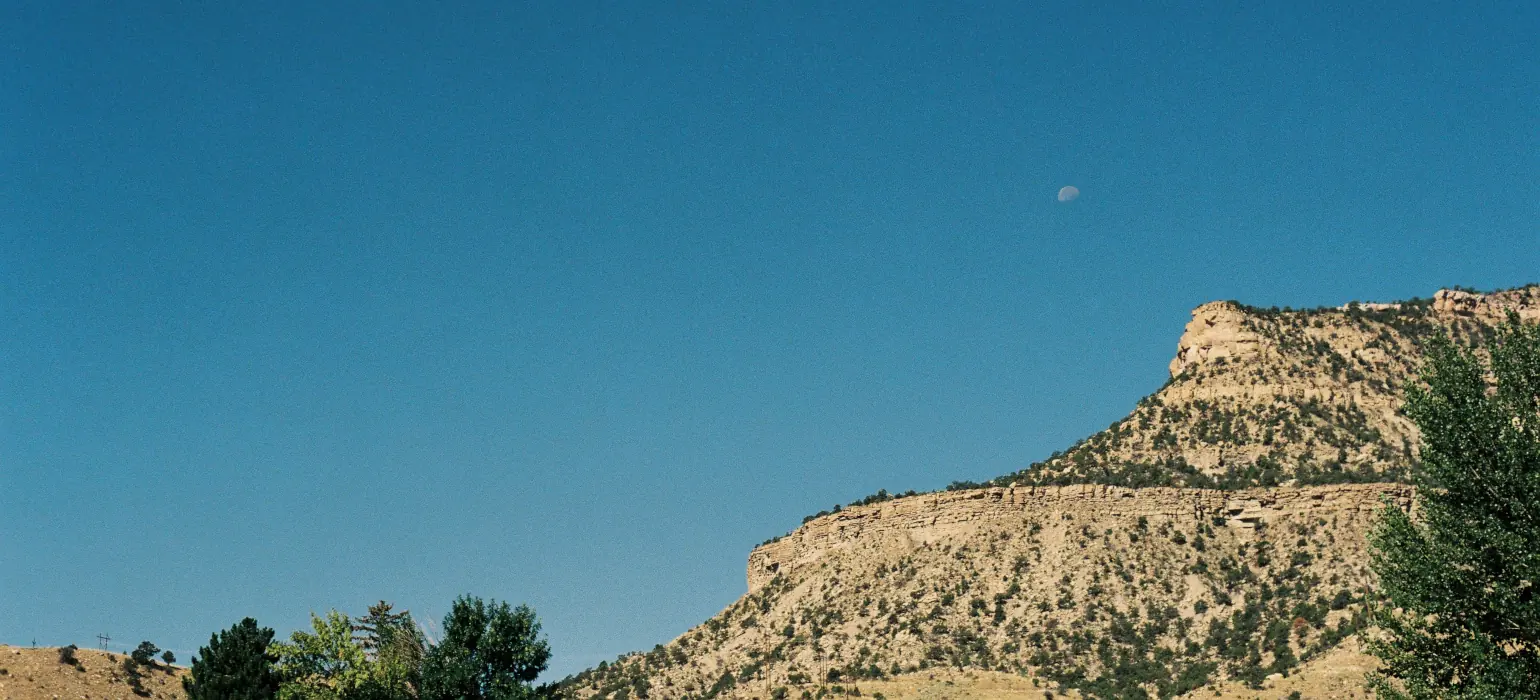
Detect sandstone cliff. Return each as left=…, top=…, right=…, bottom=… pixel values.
left=1009, top=286, right=1537, bottom=487
left=1431, top=286, right=1540, bottom=321
left=560, top=285, right=1534, bottom=700
left=747, top=483, right=1410, bottom=594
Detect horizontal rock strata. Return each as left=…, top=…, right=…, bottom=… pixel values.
left=749, top=483, right=1411, bottom=590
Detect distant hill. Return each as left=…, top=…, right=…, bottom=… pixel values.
left=0, top=645, right=186, bottom=700
left=560, top=286, right=1535, bottom=700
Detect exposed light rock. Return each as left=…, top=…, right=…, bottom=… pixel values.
left=1023, top=286, right=1539, bottom=486
left=749, top=483, right=1412, bottom=591
left=1168, top=302, right=1265, bottom=378
left=1433, top=287, right=1540, bottom=321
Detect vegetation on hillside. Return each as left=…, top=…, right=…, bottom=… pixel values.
left=563, top=493, right=1391, bottom=700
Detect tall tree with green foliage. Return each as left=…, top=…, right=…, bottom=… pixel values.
left=354, top=601, right=414, bottom=654
left=271, top=609, right=418, bottom=700
left=272, top=610, right=375, bottom=700
left=354, top=601, right=426, bottom=694
left=1369, top=314, right=1540, bottom=698
left=183, top=617, right=282, bottom=700
left=420, top=596, right=551, bottom=700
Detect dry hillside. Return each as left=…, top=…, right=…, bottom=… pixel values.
left=561, top=286, right=1536, bottom=700
left=0, top=645, right=186, bottom=700
left=568, top=484, right=1404, bottom=700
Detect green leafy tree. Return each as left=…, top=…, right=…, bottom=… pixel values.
left=271, top=608, right=420, bottom=700
left=420, top=596, right=551, bottom=700
left=184, top=618, right=281, bottom=700
left=272, top=610, right=376, bottom=700
left=1369, top=315, right=1540, bottom=698
left=163, top=650, right=177, bottom=665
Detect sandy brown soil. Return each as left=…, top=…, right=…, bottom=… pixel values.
left=0, top=645, right=187, bottom=700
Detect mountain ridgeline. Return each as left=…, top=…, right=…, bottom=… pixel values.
left=561, top=286, right=1538, bottom=700
left=1004, top=285, right=1539, bottom=490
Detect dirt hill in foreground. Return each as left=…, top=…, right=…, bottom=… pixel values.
left=0, top=645, right=186, bottom=700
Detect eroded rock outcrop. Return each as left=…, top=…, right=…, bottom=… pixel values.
left=1014, top=286, right=1538, bottom=487
left=1433, top=287, right=1540, bottom=321
left=749, top=483, right=1411, bottom=591
left=1168, top=302, right=1265, bottom=378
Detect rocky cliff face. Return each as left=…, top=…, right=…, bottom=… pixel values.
left=560, top=285, right=1533, bottom=700
left=1170, top=287, right=1539, bottom=379
left=1008, top=286, right=1538, bottom=488
left=1167, top=302, right=1266, bottom=378
left=1431, top=286, right=1540, bottom=320
left=746, top=483, right=1411, bottom=593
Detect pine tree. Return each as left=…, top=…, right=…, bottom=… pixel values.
left=353, top=600, right=426, bottom=695
left=183, top=618, right=281, bottom=700
left=1368, top=314, right=1540, bottom=697
left=352, top=601, right=415, bottom=655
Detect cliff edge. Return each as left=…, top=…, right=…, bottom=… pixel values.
left=1007, top=285, right=1537, bottom=487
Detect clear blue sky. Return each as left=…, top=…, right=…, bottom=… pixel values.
left=3, top=0, right=1536, bottom=677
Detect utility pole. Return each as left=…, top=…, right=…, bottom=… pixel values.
left=97, top=633, right=111, bottom=651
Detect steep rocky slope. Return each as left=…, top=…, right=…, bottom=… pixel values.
left=569, top=484, right=1405, bottom=700
left=561, top=286, right=1535, bottom=700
